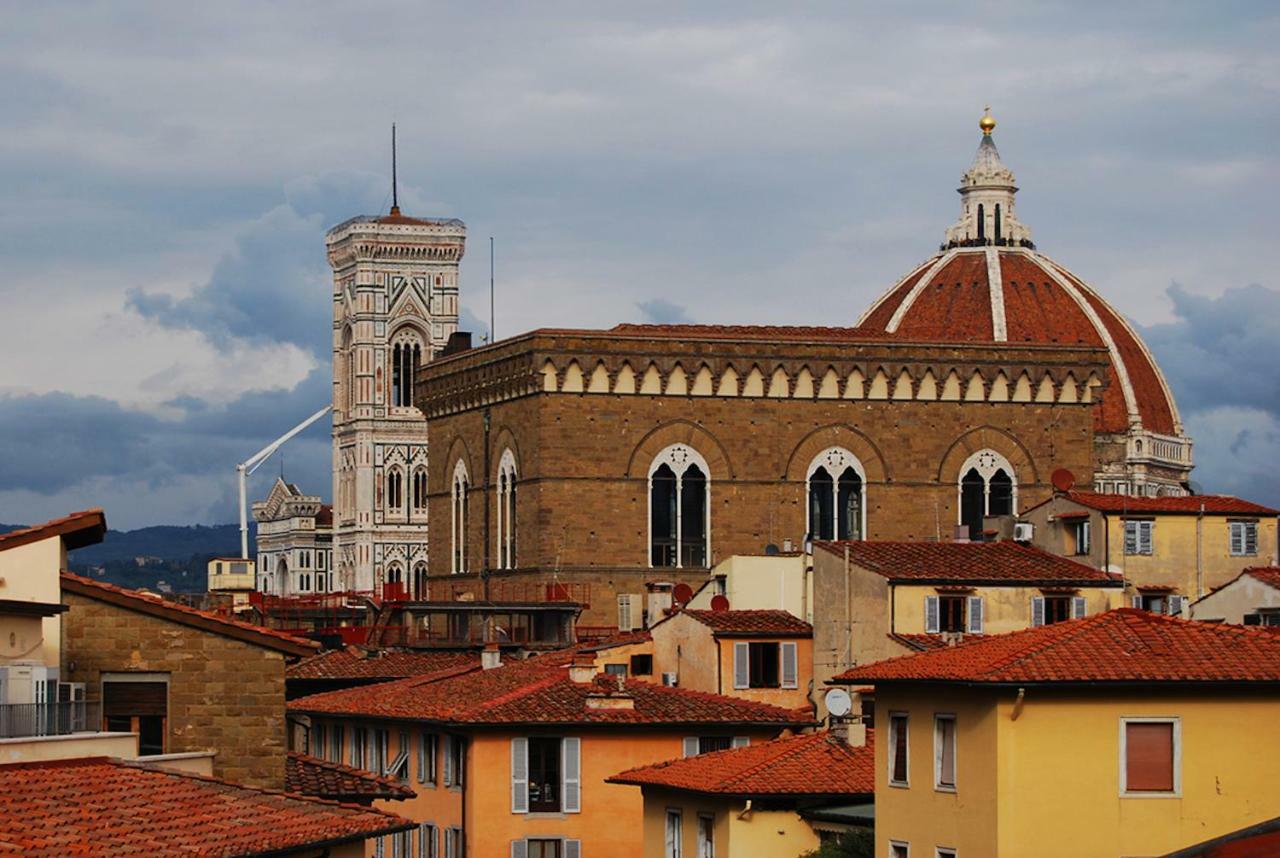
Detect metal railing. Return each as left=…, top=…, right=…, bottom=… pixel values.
left=0, top=701, right=100, bottom=739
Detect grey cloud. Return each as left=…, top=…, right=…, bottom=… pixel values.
left=636, top=299, right=694, bottom=325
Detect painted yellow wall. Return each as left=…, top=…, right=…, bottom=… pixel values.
left=0, top=537, right=65, bottom=667
left=1102, top=514, right=1278, bottom=599
left=691, top=555, right=811, bottom=622
left=891, top=583, right=1123, bottom=635
left=713, top=634, right=813, bottom=709
left=874, top=686, right=1280, bottom=858
left=589, top=638, right=656, bottom=678
left=636, top=787, right=822, bottom=858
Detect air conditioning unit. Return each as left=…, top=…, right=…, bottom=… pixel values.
left=1013, top=523, right=1034, bottom=542
left=661, top=672, right=678, bottom=687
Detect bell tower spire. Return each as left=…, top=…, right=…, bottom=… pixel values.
left=944, top=108, right=1033, bottom=249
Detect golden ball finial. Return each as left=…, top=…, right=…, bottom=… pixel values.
left=979, top=106, right=996, bottom=135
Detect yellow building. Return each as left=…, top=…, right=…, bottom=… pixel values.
left=1022, top=490, right=1279, bottom=607
left=686, top=553, right=813, bottom=623
left=206, top=555, right=257, bottom=606
left=833, top=608, right=1280, bottom=858
left=609, top=728, right=874, bottom=858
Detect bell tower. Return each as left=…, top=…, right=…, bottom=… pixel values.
left=326, top=182, right=465, bottom=593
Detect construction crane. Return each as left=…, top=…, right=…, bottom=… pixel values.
left=235, top=405, right=333, bottom=559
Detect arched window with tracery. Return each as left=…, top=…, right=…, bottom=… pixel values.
left=958, top=449, right=1017, bottom=539
left=451, top=460, right=470, bottom=574
left=342, top=326, right=356, bottom=416
left=385, top=468, right=403, bottom=514
left=495, top=449, right=518, bottom=570
left=649, top=445, right=710, bottom=568
left=390, top=328, right=425, bottom=409
left=806, top=447, right=866, bottom=541
left=412, top=468, right=428, bottom=518
left=412, top=561, right=428, bottom=600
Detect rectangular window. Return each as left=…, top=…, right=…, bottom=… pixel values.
left=389, top=731, right=410, bottom=783
left=1229, top=521, right=1259, bottom=556
left=419, top=823, right=437, bottom=858
left=102, top=675, right=168, bottom=756
left=444, top=827, right=463, bottom=858
left=312, top=723, right=326, bottom=757
left=1123, top=719, right=1178, bottom=794
left=666, top=809, right=683, bottom=858
left=352, top=727, right=367, bottom=769
left=934, top=715, right=956, bottom=791
left=697, top=814, right=714, bottom=858
left=528, top=737, right=563, bottom=812
left=330, top=724, right=344, bottom=764
left=1124, top=520, right=1154, bottom=555
left=604, top=663, right=628, bottom=678
left=937, top=850, right=956, bottom=858
left=890, top=843, right=909, bottom=858
left=938, top=596, right=966, bottom=633
left=889, top=712, right=909, bottom=786
left=1073, top=520, right=1091, bottom=555
left=527, top=840, right=562, bottom=858
left=630, top=654, right=654, bottom=676
left=419, top=733, right=437, bottom=785
left=618, top=594, right=634, bottom=632
left=373, top=728, right=389, bottom=775
left=444, top=734, right=465, bottom=787
left=747, top=642, right=780, bottom=688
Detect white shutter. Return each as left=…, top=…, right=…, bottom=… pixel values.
left=967, top=597, right=984, bottom=634
left=1140, top=521, right=1153, bottom=555
left=1246, top=523, right=1258, bottom=555
left=443, top=735, right=454, bottom=786
left=1072, top=596, right=1087, bottom=619
left=1132, top=594, right=1143, bottom=609
left=618, top=594, right=633, bottom=632
left=1031, top=596, right=1045, bottom=627
left=731, top=736, right=749, bottom=748
left=732, top=642, right=749, bottom=689
left=563, top=736, right=581, bottom=813
left=925, top=596, right=940, bottom=634
left=511, top=737, right=529, bottom=813
left=511, top=840, right=527, bottom=858
left=683, top=736, right=700, bottom=757
left=1124, top=522, right=1137, bottom=555
left=565, top=839, right=582, bottom=858
left=1230, top=523, right=1244, bottom=555
left=780, top=642, right=798, bottom=688
left=444, top=829, right=454, bottom=858
left=1168, top=595, right=1184, bottom=617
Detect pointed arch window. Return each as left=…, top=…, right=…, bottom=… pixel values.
left=412, top=561, right=429, bottom=600
left=496, top=449, right=518, bottom=570
left=385, top=468, right=403, bottom=513
left=412, top=468, right=428, bottom=517
left=649, top=445, right=710, bottom=568
left=958, top=449, right=1018, bottom=540
left=977, top=203, right=986, bottom=241
left=342, top=326, right=356, bottom=416
left=451, top=460, right=470, bottom=574
left=390, top=329, right=425, bottom=409
left=806, top=448, right=866, bottom=541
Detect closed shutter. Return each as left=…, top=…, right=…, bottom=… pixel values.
left=1167, top=595, right=1184, bottom=617
left=618, top=595, right=633, bottom=632
left=780, top=642, right=798, bottom=688
left=731, top=736, right=749, bottom=748
left=562, top=736, right=581, bottom=813
left=1124, top=522, right=1137, bottom=555
left=1230, top=523, right=1245, bottom=555
left=1072, top=596, right=1087, bottom=619
left=1131, top=594, right=1143, bottom=609
left=683, top=736, right=700, bottom=758
left=511, top=840, right=527, bottom=858
left=102, top=681, right=167, bottom=717
left=511, top=737, right=528, bottom=813
left=925, top=596, right=940, bottom=634
left=565, top=839, right=582, bottom=858
left=967, top=597, right=984, bottom=634
left=1140, top=521, right=1153, bottom=554
left=444, top=829, right=454, bottom=858
left=443, top=735, right=454, bottom=786
left=1246, top=523, right=1258, bottom=555
left=1031, top=596, right=1045, bottom=627
left=732, top=642, right=749, bottom=689
left=1125, top=722, right=1175, bottom=791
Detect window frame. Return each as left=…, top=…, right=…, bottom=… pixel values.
left=451, top=460, right=470, bottom=574
left=496, top=449, right=519, bottom=570
left=956, top=449, right=1018, bottom=538
left=890, top=842, right=910, bottom=858
left=697, top=812, right=715, bottom=858
left=805, top=447, right=868, bottom=542
left=1229, top=520, right=1258, bottom=557
left=1123, top=519, right=1154, bottom=556
left=1073, top=519, right=1091, bottom=555
left=1119, top=716, right=1181, bottom=797
left=888, top=711, right=910, bottom=787
left=648, top=444, right=711, bottom=569
left=665, top=808, right=683, bottom=858
left=933, top=713, right=957, bottom=792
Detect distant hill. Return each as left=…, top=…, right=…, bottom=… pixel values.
left=0, top=521, right=253, bottom=595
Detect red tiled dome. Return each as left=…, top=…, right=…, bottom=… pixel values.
left=857, top=246, right=1181, bottom=437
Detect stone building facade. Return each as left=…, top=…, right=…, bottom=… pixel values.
left=252, top=477, right=333, bottom=596
left=60, top=573, right=317, bottom=790
left=326, top=207, right=464, bottom=595
left=416, top=327, right=1109, bottom=625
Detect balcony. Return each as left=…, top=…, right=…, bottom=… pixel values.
left=0, top=701, right=100, bottom=739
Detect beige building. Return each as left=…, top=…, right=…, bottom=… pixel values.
left=1022, top=490, right=1279, bottom=607
left=1190, top=567, right=1280, bottom=625
left=253, top=477, right=334, bottom=596
left=206, top=555, right=256, bottom=606
left=686, top=553, right=812, bottom=622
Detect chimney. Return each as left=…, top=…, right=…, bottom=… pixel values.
left=481, top=641, right=502, bottom=670
left=587, top=673, right=634, bottom=709
left=568, top=651, right=598, bottom=684
left=828, top=719, right=867, bottom=747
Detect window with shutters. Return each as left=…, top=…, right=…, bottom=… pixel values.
left=445, top=827, right=463, bottom=858
left=389, top=731, right=410, bottom=783
left=444, top=734, right=466, bottom=787
left=747, top=642, right=780, bottom=688
left=1124, top=520, right=1154, bottom=555
left=934, top=714, right=956, bottom=791
left=937, top=596, right=966, bottom=633
left=698, top=814, right=715, bottom=858
left=1135, top=592, right=1183, bottom=615
left=1229, top=520, right=1258, bottom=556
left=666, top=809, right=683, bottom=858
left=102, top=675, right=168, bottom=756
left=1036, top=595, right=1072, bottom=625
left=512, top=736, right=579, bottom=814
left=352, top=727, right=367, bottom=769
left=1122, top=718, right=1179, bottom=795
left=889, top=712, right=909, bottom=786
left=419, top=732, right=437, bottom=785
left=1072, top=520, right=1091, bottom=555
left=527, top=840, right=562, bottom=858
left=419, top=823, right=437, bottom=858
left=618, top=594, right=634, bottom=632
left=528, top=737, right=562, bottom=811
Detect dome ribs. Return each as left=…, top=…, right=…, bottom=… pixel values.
left=859, top=259, right=935, bottom=331
left=892, top=252, right=994, bottom=341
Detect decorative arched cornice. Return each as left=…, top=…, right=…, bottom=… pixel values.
left=625, top=420, right=734, bottom=479
left=784, top=425, right=890, bottom=483
left=936, top=425, right=1039, bottom=485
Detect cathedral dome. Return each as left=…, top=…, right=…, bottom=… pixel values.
left=856, top=113, right=1192, bottom=493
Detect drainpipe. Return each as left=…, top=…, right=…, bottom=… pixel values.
left=1196, top=502, right=1205, bottom=599
left=1011, top=687, right=1026, bottom=721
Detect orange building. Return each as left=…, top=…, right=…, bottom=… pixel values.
left=288, top=650, right=811, bottom=857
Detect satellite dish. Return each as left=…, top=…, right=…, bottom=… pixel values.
left=672, top=583, right=694, bottom=605
left=824, top=687, right=853, bottom=718
left=709, top=594, right=730, bottom=612
left=1051, top=468, right=1076, bottom=493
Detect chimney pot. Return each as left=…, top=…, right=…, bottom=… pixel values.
left=481, top=641, right=502, bottom=670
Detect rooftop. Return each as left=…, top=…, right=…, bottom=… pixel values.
left=0, top=756, right=413, bottom=857
left=1049, top=491, right=1278, bottom=516
left=288, top=648, right=479, bottom=682
left=285, top=752, right=416, bottom=802
left=291, top=653, right=813, bottom=728
left=0, top=509, right=106, bottom=553
left=678, top=609, right=812, bottom=637
left=834, top=608, right=1280, bottom=686
left=813, top=540, right=1121, bottom=586
left=62, top=573, right=319, bottom=657
left=608, top=730, right=874, bottom=798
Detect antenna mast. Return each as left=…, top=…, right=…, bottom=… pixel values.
left=391, top=123, right=399, bottom=214
left=489, top=236, right=495, bottom=342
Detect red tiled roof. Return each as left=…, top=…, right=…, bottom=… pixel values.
left=288, top=648, right=478, bottom=681
left=316, top=504, right=334, bottom=527
left=1246, top=568, right=1280, bottom=589
left=1057, top=491, right=1278, bottom=516
left=681, top=609, right=812, bottom=637
left=835, top=609, right=1280, bottom=685
left=1160, top=815, right=1280, bottom=858
left=0, top=509, right=106, bottom=553
left=0, top=756, right=413, bottom=857
left=608, top=730, right=874, bottom=797
left=285, top=752, right=415, bottom=801
left=291, top=654, right=813, bottom=728
left=813, top=540, right=1121, bottom=585
left=606, top=323, right=890, bottom=342
left=61, top=573, right=319, bottom=656
left=574, top=630, right=653, bottom=653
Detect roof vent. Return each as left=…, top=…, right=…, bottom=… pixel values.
left=568, top=652, right=598, bottom=684
left=481, top=641, right=502, bottom=671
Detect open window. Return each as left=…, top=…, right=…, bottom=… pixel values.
left=511, top=736, right=580, bottom=814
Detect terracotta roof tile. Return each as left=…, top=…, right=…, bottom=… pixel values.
left=285, top=752, right=415, bottom=801
left=291, top=654, right=812, bottom=727
left=813, top=540, right=1120, bottom=585
left=288, top=648, right=478, bottom=681
left=681, top=609, right=812, bottom=636
left=606, top=323, right=890, bottom=342
left=61, top=572, right=319, bottom=656
left=608, top=730, right=874, bottom=796
left=1245, top=568, right=1280, bottom=589
left=0, top=756, right=413, bottom=856
left=0, top=509, right=106, bottom=553
left=1059, top=491, right=1278, bottom=516
left=835, top=608, right=1280, bottom=685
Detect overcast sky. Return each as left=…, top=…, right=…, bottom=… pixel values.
left=1, top=2, right=1277, bottom=529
